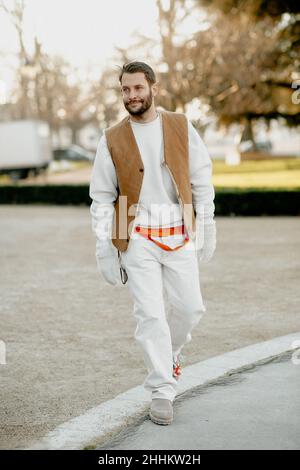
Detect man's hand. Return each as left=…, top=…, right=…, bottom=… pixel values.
left=96, top=240, right=120, bottom=286
left=197, top=221, right=216, bottom=264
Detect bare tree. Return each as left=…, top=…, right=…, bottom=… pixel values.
left=153, top=0, right=299, bottom=144
left=0, top=0, right=103, bottom=144
left=196, top=0, right=300, bottom=128
left=0, top=0, right=34, bottom=118
left=155, top=0, right=201, bottom=111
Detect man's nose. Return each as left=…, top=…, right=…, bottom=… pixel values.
left=128, top=90, right=138, bottom=100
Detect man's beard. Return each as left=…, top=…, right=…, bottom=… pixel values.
left=124, top=89, right=153, bottom=116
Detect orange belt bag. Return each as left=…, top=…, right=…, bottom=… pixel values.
left=135, top=224, right=189, bottom=252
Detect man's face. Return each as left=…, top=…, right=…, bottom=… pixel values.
left=121, top=72, right=157, bottom=116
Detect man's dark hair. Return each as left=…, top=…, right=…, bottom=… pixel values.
left=118, top=61, right=156, bottom=87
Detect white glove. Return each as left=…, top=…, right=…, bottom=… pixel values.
left=96, top=240, right=120, bottom=286
left=197, top=221, right=216, bottom=263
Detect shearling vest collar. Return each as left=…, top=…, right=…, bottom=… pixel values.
left=105, top=109, right=196, bottom=252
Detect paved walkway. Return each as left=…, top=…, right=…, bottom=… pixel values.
left=97, top=351, right=300, bottom=450
left=0, top=207, right=299, bottom=449
left=24, top=332, right=300, bottom=450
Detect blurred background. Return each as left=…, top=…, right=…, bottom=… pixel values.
left=0, top=0, right=299, bottom=188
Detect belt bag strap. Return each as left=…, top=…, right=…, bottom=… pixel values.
left=135, top=225, right=189, bottom=252
left=146, top=234, right=189, bottom=251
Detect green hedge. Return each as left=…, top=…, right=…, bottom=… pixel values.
left=214, top=188, right=300, bottom=215
left=0, top=184, right=90, bottom=206
left=0, top=184, right=299, bottom=215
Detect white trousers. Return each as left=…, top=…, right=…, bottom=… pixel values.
left=120, top=233, right=207, bottom=402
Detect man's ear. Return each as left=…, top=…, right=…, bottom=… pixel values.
left=152, top=81, right=159, bottom=96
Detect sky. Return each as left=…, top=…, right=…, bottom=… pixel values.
left=0, top=0, right=161, bottom=97
left=0, top=0, right=207, bottom=119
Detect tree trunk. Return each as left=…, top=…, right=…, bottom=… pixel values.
left=71, top=127, right=78, bottom=145
left=240, top=117, right=257, bottom=150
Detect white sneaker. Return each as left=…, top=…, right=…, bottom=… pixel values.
left=149, top=398, right=173, bottom=425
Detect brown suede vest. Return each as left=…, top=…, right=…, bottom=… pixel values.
left=105, top=110, right=196, bottom=253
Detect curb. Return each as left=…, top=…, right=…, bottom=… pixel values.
left=24, top=331, right=300, bottom=450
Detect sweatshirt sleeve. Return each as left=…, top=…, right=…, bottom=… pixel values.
left=188, top=120, right=215, bottom=225
left=89, top=131, right=119, bottom=255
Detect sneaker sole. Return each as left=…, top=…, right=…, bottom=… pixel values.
left=149, top=411, right=173, bottom=425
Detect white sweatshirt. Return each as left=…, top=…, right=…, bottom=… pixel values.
left=89, top=111, right=215, bottom=253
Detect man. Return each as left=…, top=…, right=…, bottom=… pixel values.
left=89, top=61, right=216, bottom=426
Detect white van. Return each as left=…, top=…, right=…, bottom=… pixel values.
left=0, top=120, right=52, bottom=180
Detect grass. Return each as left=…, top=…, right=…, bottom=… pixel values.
left=212, top=158, right=300, bottom=189
left=1, top=158, right=299, bottom=190
left=213, top=158, right=300, bottom=174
